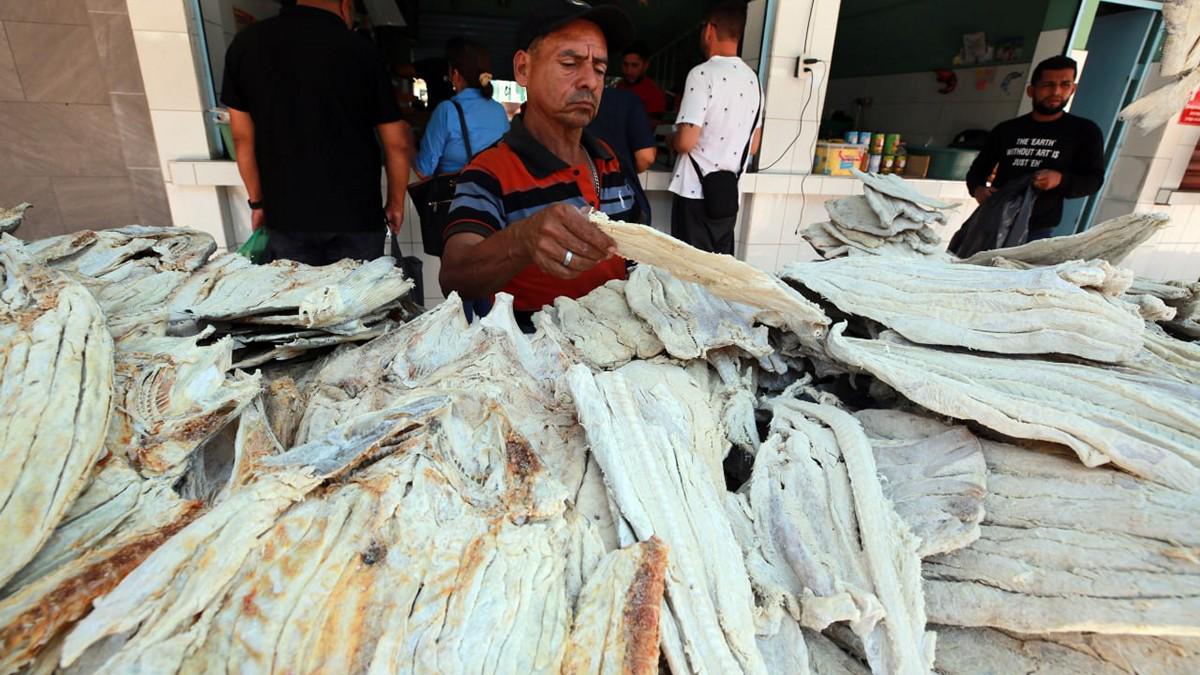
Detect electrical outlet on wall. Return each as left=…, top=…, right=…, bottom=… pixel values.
left=795, top=56, right=820, bottom=78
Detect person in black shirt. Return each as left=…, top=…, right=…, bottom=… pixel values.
left=222, top=0, right=412, bottom=265
left=965, top=55, right=1104, bottom=241
left=587, top=86, right=657, bottom=223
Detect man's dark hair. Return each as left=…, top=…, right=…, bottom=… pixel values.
left=1032, top=55, right=1077, bottom=85
left=625, top=41, right=650, bottom=61
left=447, top=37, right=494, bottom=98
left=704, top=1, right=747, bottom=42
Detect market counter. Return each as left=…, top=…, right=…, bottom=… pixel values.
left=169, top=160, right=976, bottom=201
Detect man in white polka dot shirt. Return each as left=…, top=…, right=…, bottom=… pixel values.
left=667, top=1, right=762, bottom=254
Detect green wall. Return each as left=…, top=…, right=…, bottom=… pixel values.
left=829, top=0, right=1052, bottom=78
left=1044, top=0, right=1083, bottom=30
left=1070, top=0, right=1100, bottom=49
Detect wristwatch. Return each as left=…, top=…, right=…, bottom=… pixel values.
left=248, top=199, right=264, bottom=210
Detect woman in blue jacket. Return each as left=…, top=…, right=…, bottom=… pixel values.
left=414, top=38, right=509, bottom=178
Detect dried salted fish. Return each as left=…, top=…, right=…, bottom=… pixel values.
left=65, top=392, right=624, bottom=674
left=170, top=255, right=412, bottom=330
left=850, top=169, right=956, bottom=211
left=300, top=294, right=589, bottom=496
left=827, top=324, right=1200, bottom=491
left=827, top=195, right=938, bottom=237
left=802, top=221, right=946, bottom=260
left=0, top=458, right=201, bottom=674
left=1123, top=67, right=1200, bottom=132
left=0, top=203, right=31, bottom=234
left=961, top=211, right=1170, bottom=266
left=61, top=395, right=456, bottom=670
left=924, top=439, right=1200, bottom=637
left=107, top=334, right=260, bottom=477
left=561, top=537, right=668, bottom=675
left=590, top=211, right=829, bottom=342
left=0, top=235, right=114, bottom=589
left=26, top=226, right=216, bottom=280
left=1128, top=324, right=1200, bottom=385
left=736, top=397, right=934, bottom=675
left=537, top=279, right=664, bottom=370
left=568, top=365, right=769, bottom=675
left=934, top=627, right=1200, bottom=675
left=782, top=257, right=1144, bottom=362
left=1162, top=0, right=1200, bottom=77
left=624, top=264, right=774, bottom=362
left=855, top=410, right=986, bottom=558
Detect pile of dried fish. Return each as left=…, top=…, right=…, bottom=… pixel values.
left=802, top=169, right=956, bottom=260
left=1, top=176, right=1198, bottom=675
left=167, top=253, right=415, bottom=368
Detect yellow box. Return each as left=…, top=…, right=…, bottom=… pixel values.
left=814, top=142, right=866, bottom=176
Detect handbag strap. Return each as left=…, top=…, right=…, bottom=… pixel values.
left=687, top=81, right=762, bottom=179
left=451, top=100, right=473, bottom=160
left=738, top=85, right=762, bottom=177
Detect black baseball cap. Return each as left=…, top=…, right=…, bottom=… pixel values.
left=515, top=0, right=635, bottom=54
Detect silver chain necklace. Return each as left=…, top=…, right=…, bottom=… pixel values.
left=582, top=144, right=600, bottom=208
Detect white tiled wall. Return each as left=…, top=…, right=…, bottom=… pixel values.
left=1121, top=195, right=1200, bottom=282
left=128, top=0, right=227, bottom=246
left=824, top=65, right=1027, bottom=147
left=1090, top=62, right=1200, bottom=282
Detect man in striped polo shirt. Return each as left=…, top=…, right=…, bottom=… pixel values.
left=439, top=1, right=638, bottom=327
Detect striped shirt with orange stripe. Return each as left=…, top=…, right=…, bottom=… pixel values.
left=444, top=117, right=638, bottom=313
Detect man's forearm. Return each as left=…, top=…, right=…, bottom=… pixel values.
left=440, top=230, right=532, bottom=299
left=234, top=142, right=262, bottom=202
left=383, top=148, right=410, bottom=205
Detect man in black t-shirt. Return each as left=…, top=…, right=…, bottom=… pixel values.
left=965, top=55, right=1104, bottom=241
left=587, top=86, right=657, bottom=224
left=222, top=0, right=412, bottom=265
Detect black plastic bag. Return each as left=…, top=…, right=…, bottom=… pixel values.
left=948, top=175, right=1036, bottom=259
left=386, top=231, right=424, bottom=306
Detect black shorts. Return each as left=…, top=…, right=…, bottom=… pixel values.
left=263, top=227, right=386, bottom=266
left=670, top=194, right=737, bottom=255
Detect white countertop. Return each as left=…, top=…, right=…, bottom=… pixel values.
left=169, top=160, right=975, bottom=200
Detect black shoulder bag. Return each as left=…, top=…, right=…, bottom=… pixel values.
left=408, top=100, right=474, bottom=257
left=688, top=87, right=761, bottom=220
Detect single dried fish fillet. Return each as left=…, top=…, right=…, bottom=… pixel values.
left=0, top=235, right=114, bottom=589
left=826, top=324, right=1200, bottom=491
left=961, top=211, right=1170, bottom=266
left=1122, top=67, right=1200, bottom=132
left=783, top=257, right=1144, bottom=362
left=0, top=203, right=31, bottom=234
left=537, top=279, right=664, bottom=369
left=169, top=255, right=412, bottom=330
left=590, top=211, right=829, bottom=342
left=26, top=226, right=215, bottom=279
left=561, top=537, right=668, bottom=675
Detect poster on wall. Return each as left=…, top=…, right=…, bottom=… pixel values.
left=1180, top=88, right=1200, bottom=126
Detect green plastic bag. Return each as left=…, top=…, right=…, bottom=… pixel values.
left=237, top=228, right=268, bottom=263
